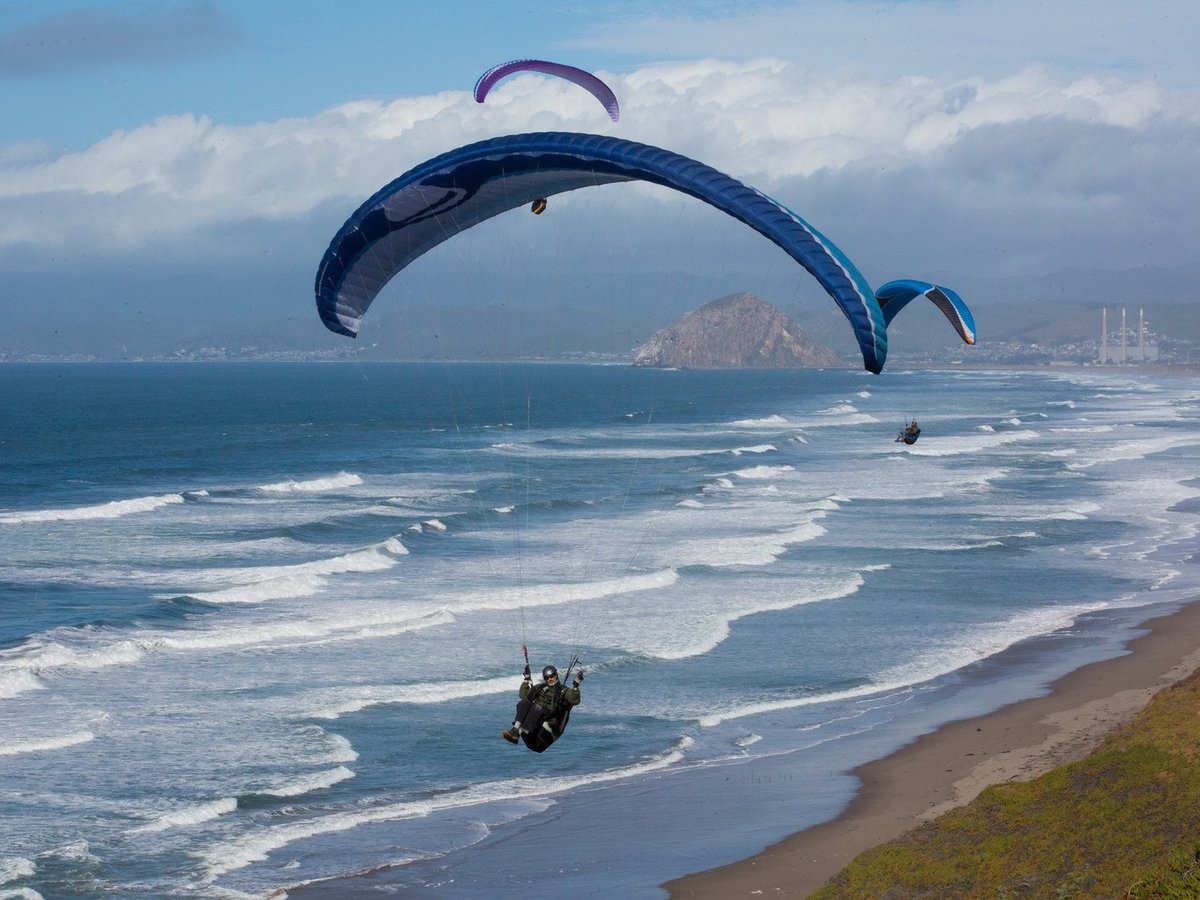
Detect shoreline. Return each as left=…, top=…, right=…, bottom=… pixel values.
left=664, top=598, right=1200, bottom=898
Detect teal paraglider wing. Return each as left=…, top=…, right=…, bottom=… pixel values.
left=315, top=132, right=889, bottom=373
left=875, top=279, right=976, bottom=346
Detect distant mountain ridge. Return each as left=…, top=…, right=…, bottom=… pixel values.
left=631, top=292, right=840, bottom=369
left=11, top=260, right=1200, bottom=362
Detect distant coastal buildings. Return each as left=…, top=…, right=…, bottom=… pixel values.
left=5, top=301, right=1199, bottom=368
left=1098, top=307, right=1159, bottom=365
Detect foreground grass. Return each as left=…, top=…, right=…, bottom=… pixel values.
left=812, top=668, right=1200, bottom=898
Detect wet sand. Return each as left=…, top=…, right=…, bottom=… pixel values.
left=665, top=599, right=1200, bottom=898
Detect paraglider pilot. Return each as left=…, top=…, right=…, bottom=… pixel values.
left=895, top=419, right=921, bottom=443
left=502, top=664, right=581, bottom=744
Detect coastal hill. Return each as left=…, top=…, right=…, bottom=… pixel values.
left=631, top=292, right=839, bottom=369
left=813, top=661, right=1200, bottom=896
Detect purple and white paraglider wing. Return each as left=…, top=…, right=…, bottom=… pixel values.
left=474, top=59, right=620, bottom=122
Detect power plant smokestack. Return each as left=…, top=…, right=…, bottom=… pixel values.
left=1120, top=308, right=1127, bottom=364
left=1101, top=308, right=1108, bottom=364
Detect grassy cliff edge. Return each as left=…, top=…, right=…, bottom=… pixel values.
left=813, top=669, right=1200, bottom=898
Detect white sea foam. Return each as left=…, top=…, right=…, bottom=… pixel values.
left=185, top=544, right=404, bottom=604
left=897, top=538, right=1005, bottom=551
left=203, top=544, right=405, bottom=583
left=0, top=730, right=94, bottom=757
left=286, top=728, right=359, bottom=765
left=0, top=854, right=42, bottom=900
left=0, top=642, right=143, bottom=694
left=607, top=567, right=875, bottom=660
left=159, top=609, right=456, bottom=655
left=669, top=520, right=827, bottom=569
left=805, top=403, right=879, bottom=426
left=809, top=497, right=845, bottom=511
left=0, top=493, right=184, bottom=524
left=818, top=463, right=1008, bottom=504
left=256, top=472, right=363, bottom=493
left=730, top=414, right=790, bottom=427
left=489, top=442, right=717, bottom=460
left=986, top=500, right=1102, bottom=522
left=902, top=430, right=1039, bottom=457
left=877, top=603, right=1110, bottom=694
left=363, top=503, right=415, bottom=517
left=198, top=737, right=693, bottom=880
left=0, top=670, right=46, bottom=699
left=254, top=766, right=356, bottom=798
left=813, top=414, right=880, bottom=426
left=40, top=841, right=97, bottom=864
left=0, top=610, right=456, bottom=691
left=1067, top=434, right=1200, bottom=469
left=189, top=574, right=329, bottom=604
left=0, top=857, right=35, bottom=885
left=699, top=681, right=908, bottom=727
left=730, top=444, right=776, bottom=456
left=449, top=569, right=679, bottom=615
left=731, top=465, right=796, bottom=479
left=127, top=797, right=238, bottom=834
left=302, top=675, right=517, bottom=720
left=316, top=732, right=360, bottom=765
left=700, top=602, right=1106, bottom=727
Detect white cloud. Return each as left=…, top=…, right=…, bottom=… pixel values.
left=561, top=0, right=1199, bottom=88
left=0, top=57, right=1195, bottom=278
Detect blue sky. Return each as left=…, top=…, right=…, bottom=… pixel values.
left=4, top=0, right=1192, bottom=148
left=2, top=2, right=627, bottom=147
left=1, top=0, right=1198, bottom=356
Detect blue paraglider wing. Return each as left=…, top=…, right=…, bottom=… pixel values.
left=315, top=133, right=889, bottom=372
left=874, top=279, right=976, bottom=345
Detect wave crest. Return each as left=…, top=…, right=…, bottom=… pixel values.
left=0, top=493, right=183, bottom=524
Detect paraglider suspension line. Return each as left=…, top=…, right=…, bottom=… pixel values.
left=563, top=653, right=580, bottom=682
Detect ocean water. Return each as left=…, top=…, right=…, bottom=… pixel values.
left=1, top=362, right=1199, bottom=899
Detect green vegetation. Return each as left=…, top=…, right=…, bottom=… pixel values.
left=812, top=671, right=1200, bottom=898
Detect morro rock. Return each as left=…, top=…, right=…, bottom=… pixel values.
left=631, top=292, right=840, bottom=369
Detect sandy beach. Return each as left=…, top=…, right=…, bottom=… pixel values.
left=665, top=599, right=1200, bottom=898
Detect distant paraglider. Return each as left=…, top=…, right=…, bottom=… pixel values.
left=474, top=59, right=620, bottom=122
left=876, top=280, right=976, bottom=347
left=314, top=132, right=976, bottom=374
left=895, top=420, right=921, bottom=444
